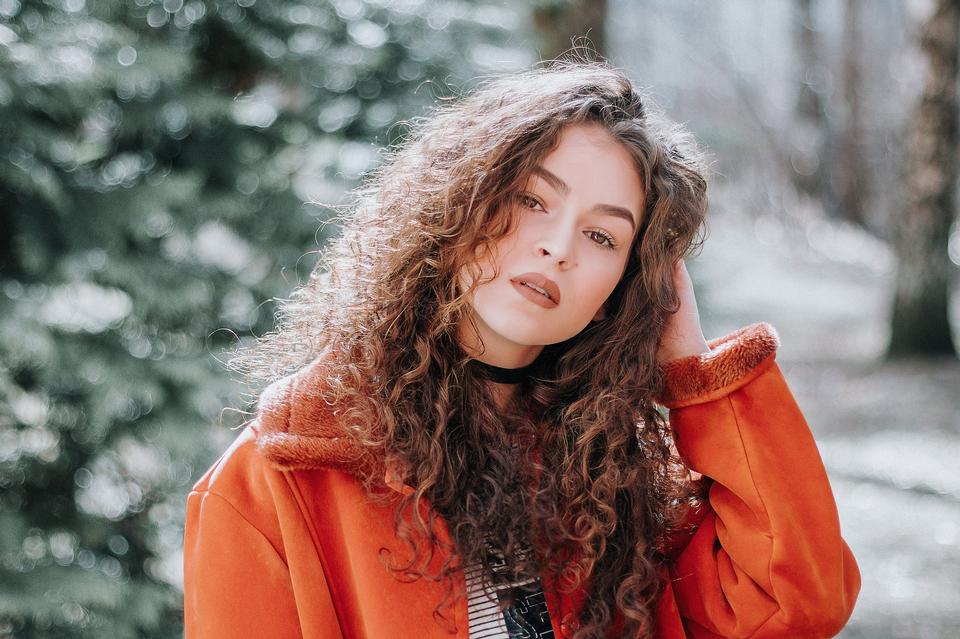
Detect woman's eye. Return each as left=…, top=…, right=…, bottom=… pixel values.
left=588, top=230, right=616, bottom=249
left=518, top=194, right=544, bottom=211
left=518, top=193, right=617, bottom=249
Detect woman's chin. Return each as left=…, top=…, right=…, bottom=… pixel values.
left=484, top=321, right=568, bottom=348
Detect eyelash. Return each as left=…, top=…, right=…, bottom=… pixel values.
left=517, top=193, right=618, bottom=250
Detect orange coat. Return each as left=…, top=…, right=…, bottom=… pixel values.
left=183, top=322, right=860, bottom=638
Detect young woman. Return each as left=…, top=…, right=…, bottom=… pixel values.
left=183, top=60, right=860, bottom=638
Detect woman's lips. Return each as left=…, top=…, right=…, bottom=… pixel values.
left=511, top=272, right=561, bottom=303
left=510, top=279, right=559, bottom=309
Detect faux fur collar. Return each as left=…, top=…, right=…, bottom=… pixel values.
left=252, top=322, right=780, bottom=474
left=253, top=357, right=381, bottom=478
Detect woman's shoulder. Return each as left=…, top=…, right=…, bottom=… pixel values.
left=188, top=356, right=386, bottom=545
left=193, top=356, right=381, bottom=497
left=190, top=424, right=276, bottom=507
left=251, top=356, right=382, bottom=478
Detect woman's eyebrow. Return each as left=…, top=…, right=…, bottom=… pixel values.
left=531, top=165, right=637, bottom=231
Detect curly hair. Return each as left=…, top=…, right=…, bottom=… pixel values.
left=233, top=57, right=710, bottom=639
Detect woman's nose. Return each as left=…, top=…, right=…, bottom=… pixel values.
left=535, top=224, right=575, bottom=266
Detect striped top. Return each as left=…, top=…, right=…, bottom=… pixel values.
left=464, top=540, right=554, bottom=638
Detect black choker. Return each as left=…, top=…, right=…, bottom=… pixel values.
left=469, top=358, right=538, bottom=384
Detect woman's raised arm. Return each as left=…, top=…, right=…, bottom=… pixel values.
left=657, top=323, right=861, bottom=639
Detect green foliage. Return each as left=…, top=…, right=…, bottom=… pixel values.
left=0, top=0, right=530, bottom=636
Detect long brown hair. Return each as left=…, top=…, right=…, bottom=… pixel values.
left=234, top=57, right=710, bottom=638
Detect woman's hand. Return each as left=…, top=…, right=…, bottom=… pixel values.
left=656, top=259, right=710, bottom=364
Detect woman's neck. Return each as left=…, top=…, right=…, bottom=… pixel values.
left=456, top=312, right=543, bottom=369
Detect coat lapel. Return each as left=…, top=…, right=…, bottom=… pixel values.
left=291, top=467, right=469, bottom=638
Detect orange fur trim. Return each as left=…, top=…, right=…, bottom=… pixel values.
left=656, top=322, right=780, bottom=409
left=253, top=323, right=780, bottom=472
left=253, top=359, right=380, bottom=478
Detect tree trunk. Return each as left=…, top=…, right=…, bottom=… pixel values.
left=888, top=0, right=959, bottom=357
left=791, top=0, right=838, bottom=215
left=532, top=0, right=608, bottom=62
left=836, top=0, right=870, bottom=227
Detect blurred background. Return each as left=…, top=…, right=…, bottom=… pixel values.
left=1, top=0, right=958, bottom=637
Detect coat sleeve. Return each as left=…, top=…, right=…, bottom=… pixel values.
left=183, top=428, right=343, bottom=639
left=657, top=323, right=860, bottom=639
left=184, top=489, right=310, bottom=638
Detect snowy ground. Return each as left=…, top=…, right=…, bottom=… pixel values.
left=693, top=204, right=960, bottom=638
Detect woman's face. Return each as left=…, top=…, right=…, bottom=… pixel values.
left=457, top=122, right=645, bottom=366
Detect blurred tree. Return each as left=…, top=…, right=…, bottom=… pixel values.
left=889, top=0, right=958, bottom=356
left=790, top=0, right=838, bottom=217
left=0, top=0, right=526, bottom=637
left=532, top=0, right=606, bottom=61
left=836, top=0, right=869, bottom=227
